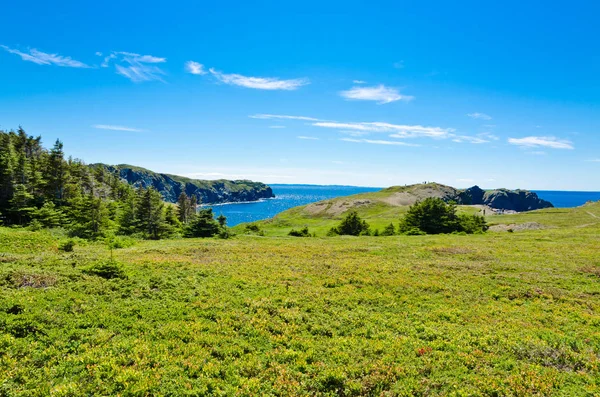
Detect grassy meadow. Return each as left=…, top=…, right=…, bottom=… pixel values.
left=1, top=202, right=600, bottom=395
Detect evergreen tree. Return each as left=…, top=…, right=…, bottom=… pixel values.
left=381, top=223, right=396, bottom=236
left=184, top=208, right=220, bottom=238
left=32, top=202, right=66, bottom=228
left=9, top=184, right=35, bottom=225
left=177, top=192, right=190, bottom=223
left=46, top=139, right=66, bottom=203
left=136, top=187, right=167, bottom=239
left=328, top=211, right=370, bottom=236
left=71, top=193, right=110, bottom=239
left=217, top=214, right=227, bottom=227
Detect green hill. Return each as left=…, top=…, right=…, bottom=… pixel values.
left=234, top=183, right=557, bottom=236
left=92, top=163, right=275, bottom=204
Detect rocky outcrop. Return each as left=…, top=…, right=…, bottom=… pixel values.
left=93, top=164, right=275, bottom=204
left=382, top=183, right=553, bottom=212
left=458, top=185, right=553, bottom=211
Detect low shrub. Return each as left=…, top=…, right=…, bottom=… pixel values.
left=58, top=239, right=76, bottom=252
left=288, top=227, right=311, bottom=237
left=84, top=261, right=126, bottom=280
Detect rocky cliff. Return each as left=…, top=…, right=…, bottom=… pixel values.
left=458, top=185, right=553, bottom=211
left=379, top=183, right=553, bottom=211
left=92, top=164, right=275, bottom=204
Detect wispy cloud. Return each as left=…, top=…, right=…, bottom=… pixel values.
left=353, top=80, right=366, bottom=84
left=467, top=112, right=492, bottom=120
left=249, top=113, right=493, bottom=146
left=101, top=51, right=167, bottom=82
left=209, top=68, right=308, bottom=90
left=297, top=136, right=319, bottom=140
left=508, top=136, right=574, bottom=150
left=315, top=121, right=453, bottom=139
left=340, top=85, right=414, bottom=104
left=1, top=45, right=90, bottom=68
left=452, top=133, right=499, bottom=144
left=92, top=124, right=144, bottom=132
left=249, top=114, right=323, bottom=121
left=185, top=61, right=207, bottom=75
left=341, top=138, right=420, bottom=146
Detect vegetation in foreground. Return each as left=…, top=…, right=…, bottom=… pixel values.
left=1, top=202, right=600, bottom=395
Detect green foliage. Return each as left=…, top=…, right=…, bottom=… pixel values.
left=184, top=208, right=221, bottom=238
left=288, top=227, right=311, bottom=237
left=328, top=211, right=370, bottom=236
left=399, top=198, right=487, bottom=235
left=57, top=238, right=76, bottom=252
left=381, top=223, right=396, bottom=236
left=244, top=223, right=265, bottom=236
left=84, top=260, right=126, bottom=279
left=32, top=201, right=66, bottom=228
left=2, top=213, right=600, bottom=395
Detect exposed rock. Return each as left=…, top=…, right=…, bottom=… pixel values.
left=92, top=164, right=274, bottom=204
left=382, top=183, right=553, bottom=212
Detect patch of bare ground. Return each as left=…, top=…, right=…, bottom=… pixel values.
left=489, top=222, right=548, bottom=232
left=304, top=199, right=374, bottom=216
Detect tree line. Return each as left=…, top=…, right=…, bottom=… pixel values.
left=0, top=128, right=226, bottom=239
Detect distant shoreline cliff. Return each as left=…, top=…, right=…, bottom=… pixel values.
left=92, top=164, right=275, bottom=204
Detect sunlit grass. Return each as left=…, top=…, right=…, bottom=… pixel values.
left=1, top=203, right=600, bottom=395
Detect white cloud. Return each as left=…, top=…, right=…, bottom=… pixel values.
left=315, top=121, right=453, bottom=139
left=92, top=124, right=144, bottom=132
left=340, top=85, right=414, bottom=104
left=185, top=61, right=207, bottom=75
left=249, top=114, right=323, bottom=121
left=250, top=113, right=493, bottom=146
left=209, top=68, right=308, bottom=90
left=467, top=112, right=492, bottom=120
left=297, top=136, right=319, bottom=140
left=452, top=136, right=490, bottom=144
left=102, top=51, right=167, bottom=82
left=1, top=45, right=90, bottom=68
left=341, top=138, right=419, bottom=146
left=508, top=136, right=574, bottom=150
left=353, top=80, right=366, bottom=84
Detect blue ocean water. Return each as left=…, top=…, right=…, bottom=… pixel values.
left=206, top=184, right=380, bottom=226
left=533, top=191, right=600, bottom=209
left=205, top=185, right=600, bottom=227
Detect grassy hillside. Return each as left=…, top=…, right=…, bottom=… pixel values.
left=1, top=202, right=600, bottom=395
left=233, top=183, right=549, bottom=236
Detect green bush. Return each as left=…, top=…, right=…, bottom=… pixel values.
left=84, top=261, right=126, bottom=279
left=218, top=228, right=234, bottom=239
left=381, top=223, right=396, bottom=236
left=399, top=198, right=487, bottom=235
left=58, top=239, right=76, bottom=252
left=328, top=211, right=370, bottom=236
left=184, top=209, right=220, bottom=238
left=288, top=227, right=311, bottom=237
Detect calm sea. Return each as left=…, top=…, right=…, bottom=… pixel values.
left=205, top=185, right=600, bottom=227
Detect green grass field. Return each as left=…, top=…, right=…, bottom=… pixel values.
left=1, top=202, right=600, bottom=395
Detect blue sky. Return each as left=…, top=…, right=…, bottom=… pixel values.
left=1, top=1, right=599, bottom=190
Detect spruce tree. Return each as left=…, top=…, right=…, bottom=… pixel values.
left=136, top=187, right=167, bottom=239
